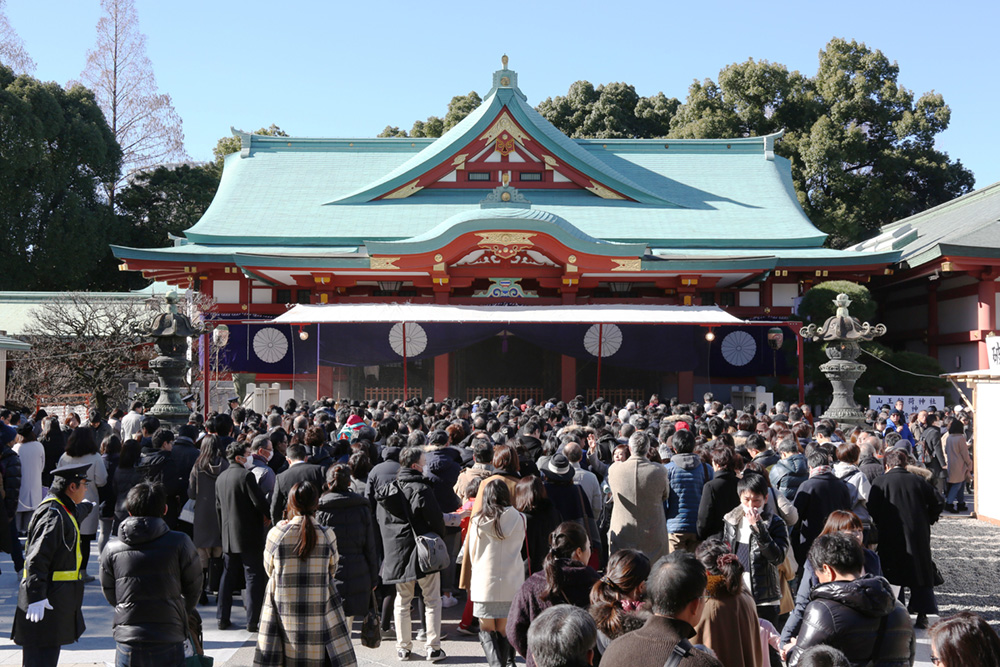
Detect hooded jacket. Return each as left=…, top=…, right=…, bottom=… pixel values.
left=468, top=505, right=526, bottom=603
left=375, top=466, right=446, bottom=584
left=99, top=516, right=202, bottom=646
left=665, top=453, right=711, bottom=534
left=787, top=575, right=915, bottom=667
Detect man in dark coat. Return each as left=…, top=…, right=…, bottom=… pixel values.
left=137, top=428, right=185, bottom=527
left=785, top=533, right=914, bottom=666
left=12, top=464, right=93, bottom=667
left=868, top=447, right=944, bottom=629
left=375, top=446, right=447, bottom=661
left=215, top=440, right=270, bottom=632
left=601, top=551, right=723, bottom=667
left=791, top=450, right=853, bottom=565
left=696, top=444, right=740, bottom=540
left=99, top=481, right=202, bottom=664
left=270, top=443, right=325, bottom=525
left=914, top=414, right=947, bottom=494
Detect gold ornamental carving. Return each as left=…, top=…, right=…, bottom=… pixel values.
left=476, top=232, right=536, bottom=260
left=452, top=154, right=467, bottom=170
left=543, top=155, right=558, bottom=170
left=480, top=112, right=530, bottom=145
left=585, top=180, right=625, bottom=200
left=611, top=259, right=642, bottom=272
left=383, top=179, right=423, bottom=200
left=369, top=256, right=401, bottom=270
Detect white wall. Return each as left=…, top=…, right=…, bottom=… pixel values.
left=973, top=381, right=1000, bottom=522
left=938, top=295, right=978, bottom=335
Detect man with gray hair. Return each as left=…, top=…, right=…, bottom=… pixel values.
left=528, top=605, right=597, bottom=667
left=857, top=433, right=885, bottom=485
left=248, top=434, right=276, bottom=502
left=607, top=431, right=669, bottom=562
left=564, top=442, right=603, bottom=523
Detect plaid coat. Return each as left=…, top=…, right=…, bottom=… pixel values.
left=253, top=517, right=357, bottom=667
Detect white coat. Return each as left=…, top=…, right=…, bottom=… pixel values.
left=13, top=440, right=45, bottom=512
left=468, top=505, right=526, bottom=604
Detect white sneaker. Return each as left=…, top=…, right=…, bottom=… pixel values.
left=441, top=595, right=459, bottom=609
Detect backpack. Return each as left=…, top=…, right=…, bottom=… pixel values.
left=917, top=439, right=934, bottom=466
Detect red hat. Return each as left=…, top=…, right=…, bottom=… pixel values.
left=346, top=414, right=363, bottom=426
left=675, top=421, right=690, bottom=431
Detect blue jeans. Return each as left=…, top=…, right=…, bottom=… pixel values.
left=946, top=481, right=966, bottom=506
left=115, top=642, right=185, bottom=667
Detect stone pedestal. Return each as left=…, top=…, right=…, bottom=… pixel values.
left=818, top=341, right=867, bottom=425
left=147, top=293, right=203, bottom=429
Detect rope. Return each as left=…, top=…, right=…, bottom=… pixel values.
left=860, top=348, right=942, bottom=379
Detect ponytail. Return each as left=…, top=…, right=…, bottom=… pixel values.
left=695, top=537, right=744, bottom=597
left=589, top=548, right=650, bottom=637
left=287, top=481, right=319, bottom=559
left=541, top=522, right=589, bottom=603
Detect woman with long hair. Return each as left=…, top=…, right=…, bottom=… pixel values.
left=254, top=481, right=356, bottom=667
left=57, top=426, right=107, bottom=579
left=96, top=434, right=121, bottom=554
left=780, top=509, right=882, bottom=647
left=38, top=416, right=66, bottom=488
left=508, top=521, right=599, bottom=667
left=513, top=475, right=563, bottom=575
left=188, top=434, right=229, bottom=604
left=693, top=538, right=763, bottom=667
left=589, top=549, right=650, bottom=657
left=460, top=443, right=521, bottom=592
left=929, top=612, right=1000, bottom=667
left=943, top=417, right=973, bottom=513
left=469, top=478, right=526, bottom=667
left=112, top=439, right=143, bottom=534
left=13, top=422, right=44, bottom=534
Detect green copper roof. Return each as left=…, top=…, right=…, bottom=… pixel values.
left=852, top=180, right=1000, bottom=268
left=111, top=63, right=908, bottom=271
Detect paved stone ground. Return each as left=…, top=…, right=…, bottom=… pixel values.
left=0, top=510, right=994, bottom=666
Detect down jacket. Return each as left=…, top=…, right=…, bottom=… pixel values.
left=316, top=490, right=379, bottom=617
left=99, top=516, right=202, bottom=645
left=665, top=453, right=711, bottom=534
left=787, top=575, right=915, bottom=667
left=0, top=445, right=22, bottom=519
left=769, top=453, right=808, bottom=501
left=722, top=505, right=788, bottom=604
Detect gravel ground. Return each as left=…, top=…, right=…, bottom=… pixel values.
left=930, top=514, right=1000, bottom=629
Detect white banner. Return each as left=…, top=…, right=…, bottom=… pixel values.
left=868, top=395, right=946, bottom=411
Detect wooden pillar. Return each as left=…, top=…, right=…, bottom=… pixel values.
left=678, top=370, right=694, bottom=403
left=0, top=349, right=6, bottom=405
left=317, top=365, right=335, bottom=400
left=433, top=353, right=450, bottom=401
left=560, top=355, right=576, bottom=400
left=978, top=277, right=996, bottom=370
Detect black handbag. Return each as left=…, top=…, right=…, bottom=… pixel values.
left=932, top=560, right=945, bottom=586
left=360, top=590, right=382, bottom=649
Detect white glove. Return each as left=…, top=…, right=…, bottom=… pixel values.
left=26, top=599, right=53, bottom=623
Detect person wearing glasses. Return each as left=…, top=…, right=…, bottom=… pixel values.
left=928, top=612, right=1000, bottom=666
left=12, top=463, right=94, bottom=667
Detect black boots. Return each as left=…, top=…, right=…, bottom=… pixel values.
left=479, top=631, right=516, bottom=667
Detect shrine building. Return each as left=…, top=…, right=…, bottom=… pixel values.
left=112, top=58, right=900, bottom=405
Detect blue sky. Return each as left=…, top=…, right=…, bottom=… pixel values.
left=8, top=0, right=1000, bottom=188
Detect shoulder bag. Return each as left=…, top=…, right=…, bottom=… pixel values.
left=395, top=481, right=450, bottom=574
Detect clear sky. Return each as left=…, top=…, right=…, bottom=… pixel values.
left=8, top=0, right=1000, bottom=188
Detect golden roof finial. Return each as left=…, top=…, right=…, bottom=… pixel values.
left=502, top=54, right=508, bottom=69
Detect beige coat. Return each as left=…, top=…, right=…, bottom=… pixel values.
left=468, top=506, right=526, bottom=603
left=944, top=434, right=973, bottom=484
left=459, top=473, right=520, bottom=590
left=607, top=456, right=669, bottom=563
left=693, top=576, right=764, bottom=667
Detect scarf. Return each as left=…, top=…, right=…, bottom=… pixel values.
left=810, top=465, right=832, bottom=477
left=621, top=599, right=643, bottom=612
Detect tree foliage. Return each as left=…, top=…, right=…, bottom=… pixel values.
left=7, top=293, right=157, bottom=414
left=668, top=40, right=974, bottom=246
left=0, top=64, right=122, bottom=290
left=796, top=280, right=877, bottom=325
left=537, top=82, right=679, bottom=138
left=0, top=0, right=35, bottom=74
left=379, top=92, right=482, bottom=138
left=78, top=0, right=187, bottom=205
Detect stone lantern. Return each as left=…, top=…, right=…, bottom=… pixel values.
left=799, top=293, right=886, bottom=425
left=147, top=291, right=203, bottom=428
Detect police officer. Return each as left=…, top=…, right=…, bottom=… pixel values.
left=12, top=463, right=93, bottom=667
left=181, top=393, right=198, bottom=413
left=226, top=396, right=240, bottom=417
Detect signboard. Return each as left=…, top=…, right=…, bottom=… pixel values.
left=868, top=395, right=946, bottom=412
left=987, top=335, right=1000, bottom=371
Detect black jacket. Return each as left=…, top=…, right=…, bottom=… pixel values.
left=521, top=500, right=562, bottom=574
left=697, top=469, right=740, bottom=540
left=112, top=466, right=146, bottom=534
left=791, top=472, right=853, bottom=564
left=0, top=445, right=22, bottom=518
left=868, top=467, right=943, bottom=587
left=366, top=457, right=401, bottom=560
left=316, top=491, right=379, bottom=617
left=859, top=456, right=885, bottom=486
left=215, top=464, right=269, bottom=554
left=722, top=505, right=788, bottom=604
left=99, top=516, right=202, bottom=646
left=375, top=467, right=445, bottom=584
left=787, top=575, right=915, bottom=667
left=170, top=437, right=200, bottom=491
left=137, top=447, right=185, bottom=526
left=12, top=494, right=89, bottom=648
left=423, top=446, right=462, bottom=512
left=270, top=461, right=325, bottom=525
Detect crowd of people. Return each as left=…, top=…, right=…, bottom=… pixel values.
left=1, top=392, right=998, bottom=667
